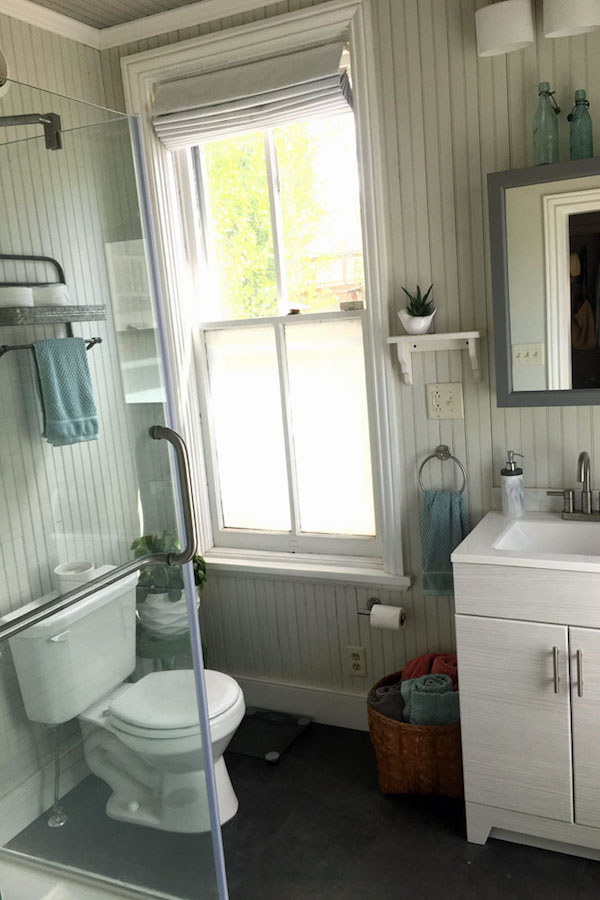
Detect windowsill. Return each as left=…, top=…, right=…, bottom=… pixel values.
left=202, top=548, right=412, bottom=588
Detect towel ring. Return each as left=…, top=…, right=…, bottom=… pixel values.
left=418, top=445, right=466, bottom=494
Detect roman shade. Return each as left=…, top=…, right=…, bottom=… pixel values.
left=152, top=43, right=352, bottom=151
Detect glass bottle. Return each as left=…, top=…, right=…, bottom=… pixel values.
left=533, top=82, right=559, bottom=165
left=568, top=89, right=593, bottom=160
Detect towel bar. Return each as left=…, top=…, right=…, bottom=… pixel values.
left=418, top=444, right=466, bottom=494
left=0, top=336, right=102, bottom=358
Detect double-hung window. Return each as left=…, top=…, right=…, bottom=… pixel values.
left=154, top=43, right=381, bottom=560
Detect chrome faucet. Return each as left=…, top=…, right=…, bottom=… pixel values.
left=577, top=451, right=592, bottom=514
left=547, top=450, right=596, bottom=518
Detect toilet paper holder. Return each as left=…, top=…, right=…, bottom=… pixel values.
left=358, top=597, right=407, bottom=626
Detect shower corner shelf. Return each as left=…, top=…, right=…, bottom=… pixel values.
left=387, top=330, right=484, bottom=386
left=0, top=304, right=107, bottom=327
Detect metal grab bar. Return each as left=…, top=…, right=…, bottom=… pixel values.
left=0, top=426, right=197, bottom=643
left=149, top=425, right=198, bottom=564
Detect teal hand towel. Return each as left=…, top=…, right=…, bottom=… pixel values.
left=33, top=338, right=98, bottom=447
left=409, top=674, right=459, bottom=726
left=400, top=677, right=417, bottom=722
left=421, top=489, right=467, bottom=596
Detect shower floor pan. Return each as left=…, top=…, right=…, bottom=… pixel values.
left=0, top=851, right=176, bottom=900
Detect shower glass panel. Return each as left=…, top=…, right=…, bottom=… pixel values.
left=0, top=80, right=226, bottom=899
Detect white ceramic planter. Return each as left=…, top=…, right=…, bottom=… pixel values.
left=398, top=308, right=436, bottom=335
left=137, top=592, right=190, bottom=638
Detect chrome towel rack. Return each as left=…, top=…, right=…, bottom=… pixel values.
left=0, top=253, right=105, bottom=349
left=418, top=444, right=466, bottom=494
left=0, top=336, right=102, bottom=358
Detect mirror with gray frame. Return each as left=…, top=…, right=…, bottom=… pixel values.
left=489, top=158, right=600, bottom=406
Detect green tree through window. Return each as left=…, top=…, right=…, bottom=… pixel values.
left=203, top=114, right=365, bottom=320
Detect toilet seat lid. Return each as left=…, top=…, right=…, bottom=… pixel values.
left=109, top=669, right=240, bottom=731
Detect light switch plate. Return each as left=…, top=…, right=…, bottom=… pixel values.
left=512, top=342, right=545, bottom=367
left=426, top=382, right=464, bottom=420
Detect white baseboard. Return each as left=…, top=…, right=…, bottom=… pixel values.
left=0, top=745, right=89, bottom=845
left=235, top=676, right=369, bottom=732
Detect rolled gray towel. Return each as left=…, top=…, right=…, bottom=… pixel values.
left=367, top=681, right=405, bottom=722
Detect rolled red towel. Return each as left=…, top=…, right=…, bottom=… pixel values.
left=431, top=653, right=458, bottom=691
left=401, top=652, right=440, bottom=681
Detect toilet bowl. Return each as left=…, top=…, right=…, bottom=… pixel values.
left=80, top=669, right=245, bottom=833
left=8, top=570, right=245, bottom=834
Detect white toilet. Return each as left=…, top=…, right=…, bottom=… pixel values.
left=9, top=567, right=245, bottom=833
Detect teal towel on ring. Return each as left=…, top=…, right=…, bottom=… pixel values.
left=33, top=338, right=98, bottom=446
left=420, top=489, right=467, bottom=596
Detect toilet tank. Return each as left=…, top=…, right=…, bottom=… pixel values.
left=8, top=566, right=138, bottom=725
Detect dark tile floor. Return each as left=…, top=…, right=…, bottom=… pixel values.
left=8, top=723, right=600, bottom=899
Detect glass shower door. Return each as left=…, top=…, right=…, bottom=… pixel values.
left=0, top=80, right=227, bottom=900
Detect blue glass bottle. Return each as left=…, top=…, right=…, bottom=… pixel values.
left=533, top=82, right=559, bottom=165
left=568, top=90, right=593, bottom=160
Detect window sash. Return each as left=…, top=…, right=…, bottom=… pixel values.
left=197, top=309, right=382, bottom=556
left=193, top=114, right=359, bottom=321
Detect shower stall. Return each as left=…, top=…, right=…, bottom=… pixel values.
left=0, top=75, right=227, bottom=899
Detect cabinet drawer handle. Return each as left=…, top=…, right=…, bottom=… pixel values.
left=553, top=646, right=560, bottom=694
left=577, top=649, right=584, bottom=698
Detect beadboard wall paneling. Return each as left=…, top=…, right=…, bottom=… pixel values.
left=0, top=120, right=141, bottom=615
left=99, top=0, right=319, bottom=113
left=0, top=12, right=104, bottom=104
left=101, top=0, right=600, bottom=701
left=30, top=0, right=202, bottom=31
left=0, top=17, right=144, bottom=810
left=200, top=575, right=455, bottom=691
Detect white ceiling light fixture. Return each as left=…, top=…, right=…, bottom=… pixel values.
left=544, top=0, right=600, bottom=37
left=475, top=0, right=535, bottom=57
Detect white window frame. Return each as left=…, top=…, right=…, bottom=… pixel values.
left=121, top=0, right=409, bottom=586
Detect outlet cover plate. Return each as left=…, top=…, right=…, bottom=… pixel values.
left=426, top=382, right=464, bottom=420
left=346, top=645, right=366, bottom=677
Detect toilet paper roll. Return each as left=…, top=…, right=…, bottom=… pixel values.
left=54, top=561, right=95, bottom=594
left=370, top=603, right=405, bottom=632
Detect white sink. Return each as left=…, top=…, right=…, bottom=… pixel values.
left=494, top=517, right=600, bottom=556
left=452, top=511, right=600, bottom=572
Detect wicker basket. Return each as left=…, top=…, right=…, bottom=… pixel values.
left=367, top=670, right=464, bottom=799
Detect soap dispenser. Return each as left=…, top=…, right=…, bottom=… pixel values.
left=501, top=451, right=525, bottom=518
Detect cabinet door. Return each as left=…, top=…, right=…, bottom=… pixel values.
left=570, top=627, right=600, bottom=828
left=456, top=614, right=573, bottom=821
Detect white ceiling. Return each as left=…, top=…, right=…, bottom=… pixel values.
left=30, top=0, right=205, bottom=29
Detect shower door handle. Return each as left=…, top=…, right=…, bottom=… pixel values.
left=149, top=425, right=198, bottom=565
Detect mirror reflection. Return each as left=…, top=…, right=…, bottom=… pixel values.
left=506, top=173, right=600, bottom=393
left=570, top=211, right=600, bottom=389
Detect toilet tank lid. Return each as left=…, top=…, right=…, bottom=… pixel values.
left=110, top=669, right=240, bottom=730
left=4, top=566, right=138, bottom=638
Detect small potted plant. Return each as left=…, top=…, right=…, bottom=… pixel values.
left=131, top=530, right=207, bottom=638
left=398, top=283, right=436, bottom=335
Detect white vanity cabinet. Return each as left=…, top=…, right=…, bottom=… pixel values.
left=571, top=627, right=600, bottom=830
left=452, top=511, right=600, bottom=859
left=456, top=615, right=573, bottom=823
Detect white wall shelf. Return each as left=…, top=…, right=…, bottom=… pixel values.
left=387, top=331, right=484, bottom=386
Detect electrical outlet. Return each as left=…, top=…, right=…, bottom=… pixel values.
left=426, top=382, right=464, bottom=420
left=346, top=645, right=366, bottom=677
left=512, top=342, right=545, bottom=367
